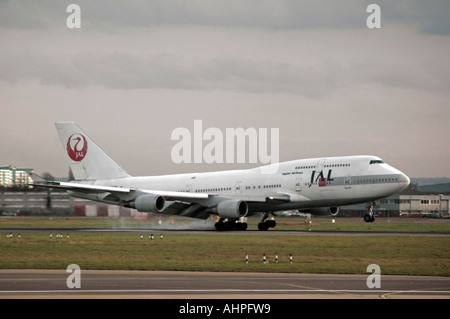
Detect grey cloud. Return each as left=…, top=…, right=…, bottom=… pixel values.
left=0, top=0, right=64, bottom=29
left=1, top=0, right=448, bottom=36
left=0, top=0, right=448, bottom=179
left=1, top=42, right=447, bottom=98
left=0, top=49, right=349, bottom=97
left=79, top=0, right=365, bottom=30
left=82, top=0, right=450, bottom=35
left=380, top=0, right=450, bottom=36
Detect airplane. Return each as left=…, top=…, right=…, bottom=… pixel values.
left=31, top=122, right=410, bottom=231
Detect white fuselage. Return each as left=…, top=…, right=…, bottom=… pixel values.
left=84, top=155, right=410, bottom=214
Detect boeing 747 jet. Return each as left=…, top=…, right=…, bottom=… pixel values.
left=32, top=122, right=410, bottom=230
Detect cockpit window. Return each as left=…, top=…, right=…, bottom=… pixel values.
left=369, top=160, right=384, bottom=164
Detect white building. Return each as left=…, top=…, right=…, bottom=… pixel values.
left=0, top=165, right=33, bottom=188
left=342, top=192, right=450, bottom=218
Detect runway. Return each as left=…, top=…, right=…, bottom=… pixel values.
left=0, top=269, right=449, bottom=299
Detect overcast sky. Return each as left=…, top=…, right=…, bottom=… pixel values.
left=1, top=0, right=449, bottom=178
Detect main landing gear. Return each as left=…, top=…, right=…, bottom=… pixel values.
left=364, top=202, right=376, bottom=223
left=215, top=218, right=248, bottom=231
left=258, top=212, right=277, bottom=231
left=214, top=213, right=277, bottom=231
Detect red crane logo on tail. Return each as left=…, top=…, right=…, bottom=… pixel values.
left=67, top=134, right=88, bottom=162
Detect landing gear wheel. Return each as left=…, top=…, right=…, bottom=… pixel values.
left=258, top=212, right=277, bottom=231
left=364, top=202, right=376, bottom=223
left=236, top=222, right=248, bottom=231
left=215, top=219, right=248, bottom=231
left=215, top=221, right=229, bottom=231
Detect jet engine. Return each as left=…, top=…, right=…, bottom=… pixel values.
left=129, top=194, right=165, bottom=213
left=307, top=206, right=340, bottom=216
left=216, top=200, right=248, bottom=219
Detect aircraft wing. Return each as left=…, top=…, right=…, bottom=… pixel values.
left=31, top=179, right=213, bottom=218
left=32, top=180, right=208, bottom=200
left=34, top=181, right=131, bottom=193
left=30, top=175, right=305, bottom=219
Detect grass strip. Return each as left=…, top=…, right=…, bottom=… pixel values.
left=1, top=233, right=449, bottom=276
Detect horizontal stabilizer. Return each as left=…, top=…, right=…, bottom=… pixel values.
left=27, top=172, right=47, bottom=183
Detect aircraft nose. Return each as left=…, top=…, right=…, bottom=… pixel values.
left=398, top=172, right=410, bottom=191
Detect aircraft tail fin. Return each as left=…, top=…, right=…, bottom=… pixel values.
left=55, top=122, right=131, bottom=180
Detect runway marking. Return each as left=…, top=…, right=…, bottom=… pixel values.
left=379, top=287, right=450, bottom=299
left=286, top=283, right=343, bottom=296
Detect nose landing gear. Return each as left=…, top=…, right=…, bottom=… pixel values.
left=364, top=202, right=376, bottom=223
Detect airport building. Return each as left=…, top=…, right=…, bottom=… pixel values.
left=0, top=165, right=33, bottom=188
left=341, top=183, right=450, bottom=218
left=342, top=193, right=450, bottom=218
left=0, top=189, right=142, bottom=216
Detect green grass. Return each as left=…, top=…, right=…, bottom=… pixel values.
left=1, top=233, right=449, bottom=276
left=1, top=216, right=449, bottom=276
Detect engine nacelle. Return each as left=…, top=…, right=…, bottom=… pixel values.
left=307, top=206, right=340, bottom=216
left=216, top=200, right=248, bottom=219
left=130, top=194, right=165, bottom=213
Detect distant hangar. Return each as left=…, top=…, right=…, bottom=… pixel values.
left=342, top=183, right=450, bottom=218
